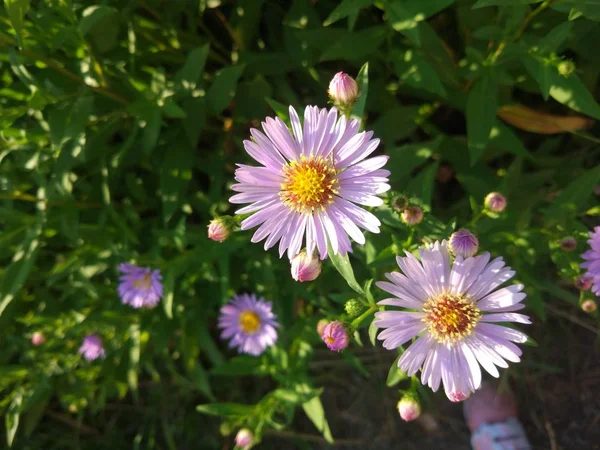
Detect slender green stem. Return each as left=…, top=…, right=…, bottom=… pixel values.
left=351, top=305, right=377, bottom=329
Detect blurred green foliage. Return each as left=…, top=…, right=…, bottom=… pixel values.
left=0, top=0, right=599, bottom=448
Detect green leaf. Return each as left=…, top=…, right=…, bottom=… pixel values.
left=127, top=101, right=162, bottom=155
left=323, top=0, right=374, bottom=26
left=4, top=0, right=30, bottom=37
left=162, top=271, right=174, bottom=319
left=387, top=0, right=421, bottom=44
left=488, top=121, right=534, bottom=160
left=207, top=65, right=245, bottom=114
left=549, top=73, right=600, bottom=120
left=79, top=6, right=118, bottom=34
left=127, top=323, right=140, bottom=400
left=210, top=356, right=265, bottom=376
left=394, top=50, right=446, bottom=97
left=368, top=320, right=378, bottom=346
left=539, top=22, right=573, bottom=52
left=522, top=55, right=553, bottom=100
left=196, top=403, right=254, bottom=418
left=327, top=240, right=364, bottom=295
left=265, top=97, right=290, bottom=121
left=174, top=45, right=210, bottom=91
left=320, top=26, right=386, bottom=61
left=6, top=391, right=22, bottom=447
left=466, top=74, right=497, bottom=164
left=182, top=97, right=206, bottom=147
left=543, top=166, right=600, bottom=222
left=473, top=0, right=543, bottom=8
left=350, top=62, right=368, bottom=122
left=386, top=353, right=408, bottom=387
left=160, top=143, right=193, bottom=222
left=301, top=393, right=333, bottom=443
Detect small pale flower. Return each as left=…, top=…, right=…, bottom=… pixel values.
left=321, top=321, right=349, bottom=351
left=235, top=428, right=253, bottom=449
left=79, top=334, right=105, bottom=361
left=328, top=72, right=359, bottom=108
left=449, top=229, right=479, bottom=258
left=208, top=218, right=231, bottom=242
left=581, top=299, right=597, bottom=313
left=118, top=263, right=163, bottom=309
left=484, top=192, right=506, bottom=213
left=397, top=395, right=421, bottom=422
left=316, top=319, right=329, bottom=336
left=401, top=206, right=423, bottom=225
left=575, top=275, right=593, bottom=291
left=218, top=293, right=279, bottom=356
left=375, top=241, right=530, bottom=401
left=291, top=250, right=322, bottom=282
left=230, top=105, right=390, bottom=260
left=559, top=237, right=577, bottom=252
left=582, top=227, right=600, bottom=297
left=31, top=332, right=45, bottom=346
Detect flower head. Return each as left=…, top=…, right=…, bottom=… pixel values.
left=218, top=293, right=279, bottom=356
left=581, top=226, right=600, bottom=297
left=230, top=106, right=389, bottom=260
left=401, top=206, right=423, bottom=226
left=291, top=250, right=322, bottom=282
left=397, top=394, right=421, bottom=422
left=235, top=428, right=253, bottom=449
left=575, top=275, right=593, bottom=291
left=449, top=229, right=479, bottom=258
left=31, top=332, right=45, bottom=346
left=559, top=237, right=577, bottom=252
left=118, top=263, right=163, bottom=309
left=79, top=334, right=105, bottom=361
left=316, top=319, right=329, bottom=336
left=557, top=60, right=576, bottom=78
left=208, top=218, right=231, bottom=243
left=321, top=321, right=349, bottom=351
left=484, top=192, right=506, bottom=213
left=374, top=241, right=530, bottom=401
left=328, top=72, right=359, bottom=108
left=581, top=299, right=597, bottom=313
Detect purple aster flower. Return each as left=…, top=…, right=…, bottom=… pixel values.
left=374, top=241, right=530, bottom=402
left=218, top=293, right=279, bottom=356
left=449, top=228, right=479, bottom=258
left=79, top=334, right=105, bottom=361
left=321, top=321, right=349, bottom=351
left=581, top=226, right=600, bottom=297
left=118, top=263, right=163, bottom=309
left=229, top=106, right=390, bottom=260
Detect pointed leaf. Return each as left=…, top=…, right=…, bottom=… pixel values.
left=466, top=75, right=497, bottom=164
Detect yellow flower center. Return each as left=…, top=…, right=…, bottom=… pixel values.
left=280, top=156, right=339, bottom=214
left=422, top=293, right=481, bottom=344
left=239, top=311, right=261, bottom=334
left=133, top=273, right=152, bottom=290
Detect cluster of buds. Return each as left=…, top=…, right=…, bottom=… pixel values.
left=391, top=194, right=424, bottom=226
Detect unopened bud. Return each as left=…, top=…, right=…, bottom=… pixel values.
left=397, top=394, right=421, bottom=422
left=391, top=194, right=409, bottom=212
left=321, top=321, right=349, bottom=352
left=207, top=218, right=231, bottom=243
left=559, top=236, right=577, bottom=252
left=235, top=428, right=253, bottom=449
left=31, top=332, right=45, bottom=346
left=290, top=250, right=322, bottom=282
left=344, top=299, right=364, bottom=317
left=449, top=229, right=479, bottom=258
left=557, top=60, right=576, bottom=78
left=484, top=192, right=506, bottom=213
left=581, top=299, right=597, bottom=313
left=316, top=319, right=329, bottom=336
left=328, top=72, right=359, bottom=109
left=575, top=275, right=593, bottom=291
left=401, top=206, right=424, bottom=226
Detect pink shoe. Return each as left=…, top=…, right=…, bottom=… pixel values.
left=464, top=383, right=531, bottom=450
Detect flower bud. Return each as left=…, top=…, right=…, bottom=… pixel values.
left=31, top=332, right=45, bottom=346
left=581, top=299, right=597, bottom=313
left=290, top=250, right=322, bottom=282
left=446, top=389, right=470, bottom=403
left=235, top=428, right=253, bottom=449
left=344, top=299, right=363, bottom=317
left=484, top=192, right=506, bottom=213
left=397, top=394, right=421, bottom=422
left=401, top=206, right=424, bottom=226
left=575, top=275, right=593, bottom=291
left=316, top=319, right=329, bottom=336
left=449, top=229, right=479, bottom=258
left=328, top=72, right=359, bottom=109
left=391, top=194, right=409, bottom=212
left=321, top=321, right=349, bottom=352
left=207, top=218, right=231, bottom=243
left=557, top=60, right=576, bottom=78
left=559, top=236, right=577, bottom=252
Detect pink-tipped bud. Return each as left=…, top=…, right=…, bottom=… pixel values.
left=401, top=206, right=424, bottom=226
left=581, top=299, right=597, bottom=313
left=207, top=218, right=230, bottom=243
left=234, top=428, right=253, bottom=449
left=328, top=72, right=359, bottom=108
left=449, top=229, right=479, bottom=258
left=321, top=321, right=349, bottom=352
left=575, top=275, right=593, bottom=291
left=559, top=236, right=577, bottom=252
left=397, top=395, right=421, bottom=422
left=290, top=250, right=322, bottom=282
left=316, top=319, right=329, bottom=336
left=484, top=192, right=506, bottom=213
left=446, top=390, right=470, bottom=403
left=31, top=332, right=45, bottom=346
